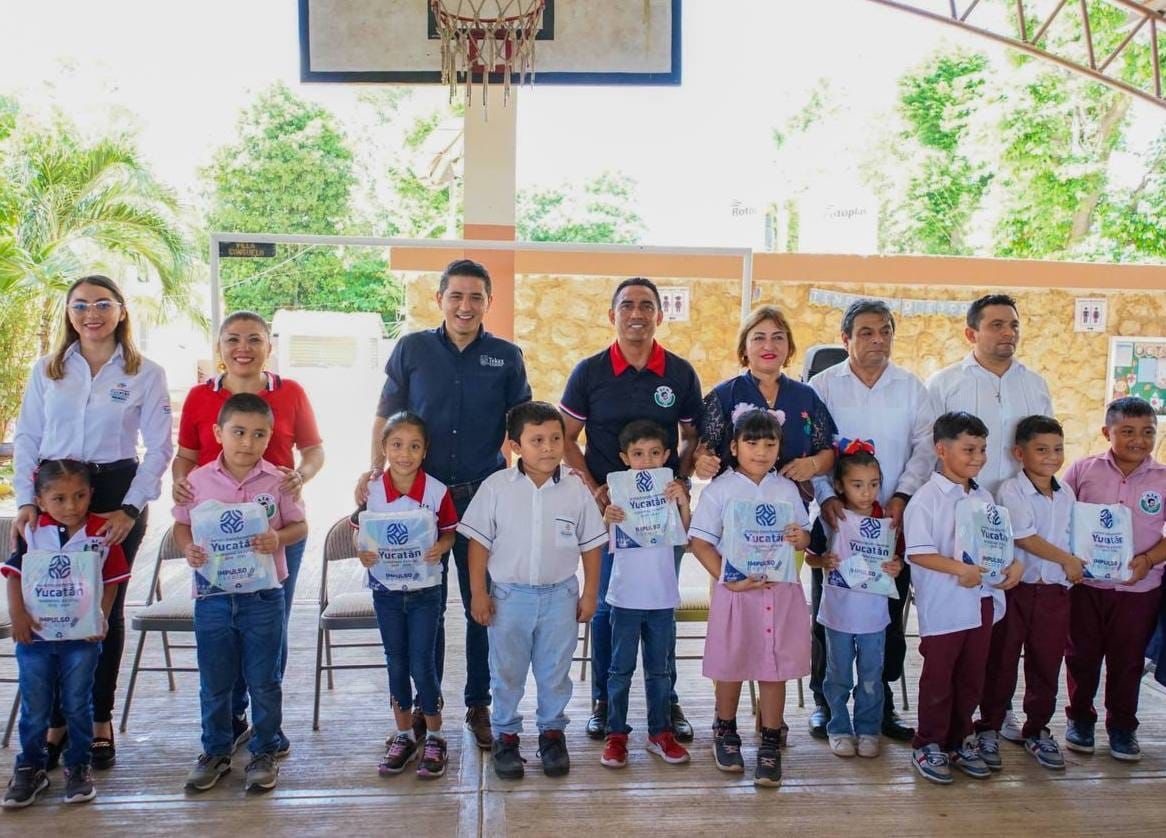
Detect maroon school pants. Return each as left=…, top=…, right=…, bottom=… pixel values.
left=913, top=597, right=994, bottom=751
left=976, top=582, right=1069, bottom=739
left=1065, top=583, right=1163, bottom=732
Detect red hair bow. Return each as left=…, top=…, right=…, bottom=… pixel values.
left=838, top=437, right=876, bottom=456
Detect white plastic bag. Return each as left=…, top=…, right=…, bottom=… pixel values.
left=827, top=515, right=900, bottom=599
left=720, top=499, right=797, bottom=584
left=357, top=509, right=440, bottom=592
left=954, top=499, right=1014, bottom=583
left=190, top=500, right=279, bottom=597
left=607, top=468, right=688, bottom=549
left=21, top=549, right=103, bottom=640
left=1071, top=502, right=1134, bottom=582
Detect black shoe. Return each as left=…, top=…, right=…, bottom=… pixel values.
left=45, top=731, right=68, bottom=771
left=91, top=733, right=116, bottom=770
left=670, top=703, right=694, bottom=743
left=713, top=723, right=745, bottom=773
left=754, top=742, right=783, bottom=787
left=586, top=701, right=608, bottom=740
left=492, top=733, right=525, bottom=780
left=882, top=711, right=915, bottom=742
left=809, top=705, right=829, bottom=740
left=537, top=730, right=570, bottom=777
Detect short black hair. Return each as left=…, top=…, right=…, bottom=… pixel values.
left=1014, top=415, right=1063, bottom=445
left=841, top=299, right=895, bottom=337
left=34, top=458, right=92, bottom=497
left=933, top=410, right=989, bottom=443
left=611, top=276, right=662, bottom=310
left=1105, top=396, right=1156, bottom=425
left=439, top=258, right=492, bottom=297
left=506, top=401, right=564, bottom=443
left=966, top=294, right=1019, bottom=329
left=618, top=419, right=669, bottom=453
left=381, top=410, right=430, bottom=448
left=217, top=392, right=274, bottom=426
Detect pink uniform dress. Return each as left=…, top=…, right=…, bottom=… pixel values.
left=689, top=469, right=812, bottom=682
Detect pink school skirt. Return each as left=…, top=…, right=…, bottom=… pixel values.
left=702, top=582, right=811, bottom=683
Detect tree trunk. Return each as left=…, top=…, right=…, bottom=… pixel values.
left=1068, top=94, right=1132, bottom=245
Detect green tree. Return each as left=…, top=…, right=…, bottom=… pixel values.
left=517, top=172, right=644, bottom=243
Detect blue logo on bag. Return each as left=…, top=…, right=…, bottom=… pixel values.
left=859, top=517, right=881, bottom=539
left=48, top=554, right=71, bottom=580
left=755, top=504, right=778, bottom=527
left=986, top=505, right=1003, bottom=527
left=219, top=509, right=245, bottom=534
left=1099, top=508, right=1115, bottom=529
left=635, top=470, right=654, bottom=493
left=384, top=522, right=409, bottom=545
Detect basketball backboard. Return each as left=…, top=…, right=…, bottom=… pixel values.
left=299, top=0, right=681, bottom=85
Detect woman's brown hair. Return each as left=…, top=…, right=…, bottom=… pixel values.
left=736, top=305, right=797, bottom=368
left=47, top=275, right=141, bottom=380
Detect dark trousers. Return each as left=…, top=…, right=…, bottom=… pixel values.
left=976, top=582, right=1069, bottom=739
left=436, top=484, right=491, bottom=708
left=913, top=598, right=993, bottom=750
left=1065, top=583, right=1163, bottom=732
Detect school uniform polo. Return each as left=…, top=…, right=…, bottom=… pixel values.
left=559, top=341, right=702, bottom=486
left=996, top=472, right=1076, bottom=586
left=807, top=501, right=898, bottom=635
left=457, top=461, right=607, bottom=586
left=3, top=514, right=130, bottom=585
left=177, top=372, right=321, bottom=468
left=376, top=325, right=531, bottom=487
left=927, top=355, right=1054, bottom=495
left=352, top=469, right=458, bottom=531
left=13, top=342, right=173, bottom=509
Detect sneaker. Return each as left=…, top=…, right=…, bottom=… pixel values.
left=244, top=753, right=278, bottom=792
left=713, top=726, right=745, bottom=773
left=465, top=706, right=493, bottom=750
left=1065, top=718, right=1095, bottom=754
left=881, top=710, right=915, bottom=742
left=586, top=701, right=608, bottom=740
left=857, top=735, right=880, bottom=758
left=45, top=731, right=67, bottom=772
left=975, top=729, right=1003, bottom=771
left=949, top=736, right=992, bottom=779
left=184, top=754, right=231, bottom=792
left=537, top=730, right=570, bottom=777
left=912, top=744, right=952, bottom=785
left=2, top=767, right=49, bottom=809
left=1000, top=710, right=1024, bottom=744
left=809, top=705, right=829, bottom=740
left=1108, top=729, right=1141, bottom=762
left=492, top=733, right=525, bottom=780
left=1024, top=729, right=1065, bottom=770
left=416, top=735, right=448, bottom=779
left=828, top=734, right=856, bottom=757
left=646, top=731, right=690, bottom=765
left=63, top=764, right=96, bottom=804
left=670, top=703, right=694, bottom=743
left=601, top=733, right=629, bottom=769
left=378, top=733, right=419, bottom=776
left=231, top=715, right=253, bottom=755
left=753, top=742, right=782, bottom=787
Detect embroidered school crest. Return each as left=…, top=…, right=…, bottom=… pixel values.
left=653, top=385, right=676, bottom=408
left=254, top=493, right=277, bottom=518
left=1139, top=491, right=1162, bottom=516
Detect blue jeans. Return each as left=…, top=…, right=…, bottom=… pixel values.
left=488, top=577, right=579, bottom=736
left=372, top=585, right=442, bottom=716
left=195, top=588, right=285, bottom=757
left=16, top=640, right=100, bottom=770
left=437, top=488, right=492, bottom=708
left=592, top=545, right=682, bottom=705
left=232, top=537, right=305, bottom=718
left=606, top=607, right=675, bottom=736
left=824, top=627, right=886, bottom=737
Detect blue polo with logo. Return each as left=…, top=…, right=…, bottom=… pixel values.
left=560, top=341, right=702, bottom=485
left=377, top=325, right=531, bottom=486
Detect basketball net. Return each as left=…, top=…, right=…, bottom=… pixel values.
left=431, top=0, right=545, bottom=110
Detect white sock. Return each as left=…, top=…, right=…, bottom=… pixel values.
left=426, top=730, right=445, bottom=742
left=398, top=729, right=416, bottom=742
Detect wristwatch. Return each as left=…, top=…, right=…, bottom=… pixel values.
left=120, top=503, right=141, bottom=520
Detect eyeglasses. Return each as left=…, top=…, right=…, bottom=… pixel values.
left=68, top=301, right=123, bottom=315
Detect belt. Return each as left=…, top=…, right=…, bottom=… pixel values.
left=448, top=480, right=482, bottom=502
left=87, top=458, right=138, bottom=474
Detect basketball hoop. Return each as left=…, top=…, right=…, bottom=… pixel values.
left=431, top=0, right=546, bottom=108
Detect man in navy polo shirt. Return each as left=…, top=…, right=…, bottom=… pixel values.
left=358, top=258, right=531, bottom=749
left=560, top=276, right=702, bottom=743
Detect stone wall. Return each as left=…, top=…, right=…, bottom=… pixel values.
left=404, top=273, right=1166, bottom=467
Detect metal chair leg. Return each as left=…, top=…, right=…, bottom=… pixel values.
left=119, top=629, right=149, bottom=733
left=313, top=626, right=325, bottom=731
left=2, top=689, right=19, bottom=748
left=325, top=629, right=335, bottom=690
left=578, top=621, right=590, bottom=682
left=797, top=676, right=805, bottom=709
left=161, top=630, right=176, bottom=692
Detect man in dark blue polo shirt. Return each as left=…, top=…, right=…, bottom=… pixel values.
left=359, top=258, right=531, bottom=749
left=560, top=276, right=702, bottom=743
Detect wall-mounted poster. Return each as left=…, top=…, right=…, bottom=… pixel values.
left=1107, top=337, right=1166, bottom=419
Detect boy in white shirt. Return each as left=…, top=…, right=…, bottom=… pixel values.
left=461, top=402, right=606, bottom=780
left=904, top=412, right=1022, bottom=785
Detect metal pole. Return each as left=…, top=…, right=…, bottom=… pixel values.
left=209, top=234, right=221, bottom=355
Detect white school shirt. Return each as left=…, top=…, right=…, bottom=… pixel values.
left=809, top=361, right=937, bottom=508
left=457, top=462, right=608, bottom=586
left=995, top=472, right=1075, bottom=587
left=927, top=354, right=1054, bottom=495
left=606, top=544, right=680, bottom=610
left=13, top=343, right=173, bottom=509
left=904, top=472, right=1006, bottom=637
left=688, top=470, right=811, bottom=553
